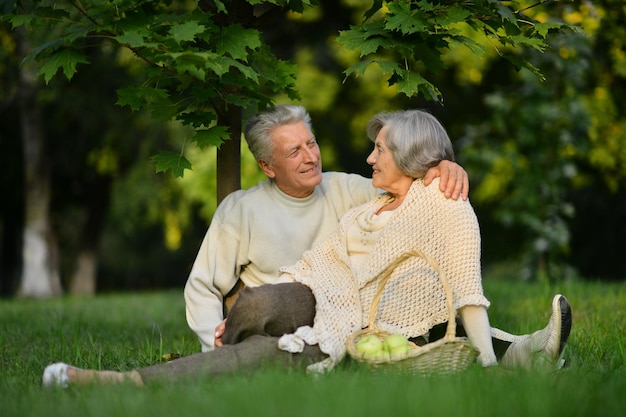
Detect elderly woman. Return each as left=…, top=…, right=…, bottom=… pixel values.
left=267, top=109, right=497, bottom=370
left=224, top=109, right=570, bottom=371
left=43, top=110, right=570, bottom=387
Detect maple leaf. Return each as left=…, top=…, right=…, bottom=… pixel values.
left=169, top=21, right=206, bottom=44
left=38, top=49, right=89, bottom=84
left=151, top=151, right=192, bottom=178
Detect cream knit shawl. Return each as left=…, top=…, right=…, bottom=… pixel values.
left=279, top=178, right=489, bottom=371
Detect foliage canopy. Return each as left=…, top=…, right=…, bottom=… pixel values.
left=4, top=0, right=573, bottom=176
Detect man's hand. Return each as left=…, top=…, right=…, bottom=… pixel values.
left=424, top=160, right=469, bottom=201
left=214, top=319, right=227, bottom=348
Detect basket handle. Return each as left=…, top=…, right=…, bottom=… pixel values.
left=367, top=250, right=458, bottom=341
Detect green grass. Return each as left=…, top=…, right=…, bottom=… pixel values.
left=1, top=280, right=625, bottom=417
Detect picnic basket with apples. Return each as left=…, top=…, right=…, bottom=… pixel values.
left=345, top=250, right=478, bottom=375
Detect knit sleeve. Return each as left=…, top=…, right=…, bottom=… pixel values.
left=425, top=181, right=488, bottom=310
left=184, top=198, right=244, bottom=352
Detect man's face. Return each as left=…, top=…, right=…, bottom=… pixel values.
left=259, top=121, right=323, bottom=198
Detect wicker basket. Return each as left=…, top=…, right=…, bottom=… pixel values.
left=345, top=250, right=477, bottom=375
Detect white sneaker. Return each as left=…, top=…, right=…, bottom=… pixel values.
left=501, top=294, right=572, bottom=370
left=540, top=294, right=572, bottom=364
left=42, top=362, right=72, bottom=388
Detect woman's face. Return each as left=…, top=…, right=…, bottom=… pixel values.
left=366, top=126, right=413, bottom=194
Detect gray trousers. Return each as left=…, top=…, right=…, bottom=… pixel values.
left=138, top=283, right=326, bottom=383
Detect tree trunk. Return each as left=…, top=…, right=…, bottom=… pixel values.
left=69, top=250, right=97, bottom=295
left=216, top=104, right=242, bottom=204
left=16, top=29, right=63, bottom=298
left=68, top=176, right=112, bottom=295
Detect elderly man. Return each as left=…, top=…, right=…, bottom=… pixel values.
left=184, top=105, right=470, bottom=352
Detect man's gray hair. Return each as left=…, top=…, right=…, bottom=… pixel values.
left=366, top=109, right=455, bottom=179
left=244, top=105, right=313, bottom=163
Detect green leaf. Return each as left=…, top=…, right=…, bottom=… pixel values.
left=193, top=126, right=229, bottom=149
left=502, top=52, right=546, bottom=81
left=415, top=0, right=435, bottom=12
left=497, top=3, right=518, bottom=26
left=337, top=24, right=387, bottom=56
left=509, top=34, right=546, bottom=52
left=408, top=38, right=447, bottom=71
left=212, top=0, right=227, bottom=13
left=337, top=23, right=385, bottom=50
left=419, top=82, right=443, bottom=103
left=448, top=35, right=486, bottom=57
left=206, top=56, right=259, bottom=79
left=151, top=151, right=192, bottom=178
left=223, top=93, right=257, bottom=108
left=7, top=14, right=38, bottom=28
left=249, top=50, right=298, bottom=95
left=392, top=69, right=422, bottom=97
left=206, top=55, right=235, bottom=77
left=117, top=86, right=169, bottom=111
left=361, top=36, right=391, bottom=57
left=150, top=101, right=183, bottom=121
left=177, top=111, right=218, bottom=129
left=345, top=59, right=404, bottom=83
left=533, top=22, right=565, bottom=39
left=21, top=38, right=64, bottom=64
left=336, top=29, right=360, bottom=49
left=376, top=60, right=401, bottom=74
left=38, top=49, right=89, bottom=84
left=65, top=25, right=92, bottom=43
left=343, top=60, right=374, bottom=78
left=169, top=21, right=206, bottom=44
left=283, top=0, right=314, bottom=14
left=216, top=25, right=261, bottom=61
left=389, top=69, right=441, bottom=102
left=230, top=60, right=260, bottom=82
left=116, top=31, right=145, bottom=48
left=171, top=51, right=212, bottom=80
left=434, top=6, right=472, bottom=26
left=385, top=2, right=428, bottom=34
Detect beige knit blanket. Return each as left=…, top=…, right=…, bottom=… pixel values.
left=279, top=178, right=489, bottom=372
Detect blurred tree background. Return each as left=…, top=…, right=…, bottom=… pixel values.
left=0, top=0, right=624, bottom=298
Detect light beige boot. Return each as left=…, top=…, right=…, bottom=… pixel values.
left=496, top=294, right=572, bottom=370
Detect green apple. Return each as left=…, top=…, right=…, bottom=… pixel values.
left=383, top=333, right=410, bottom=357
left=372, top=349, right=391, bottom=361
left=389, top=345, right=410, bottom=357
left=356, top=335, right=384, bottom=356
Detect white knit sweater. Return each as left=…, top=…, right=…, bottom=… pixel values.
left=280, top=178, right=490, bottom=370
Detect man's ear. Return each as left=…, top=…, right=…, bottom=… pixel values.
left=258, top=160, right=275, bottom=179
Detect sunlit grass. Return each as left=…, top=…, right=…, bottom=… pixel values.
left=1, top=280, right=624, bottom=417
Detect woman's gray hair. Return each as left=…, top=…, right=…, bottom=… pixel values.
left=366, top=109, right=455, bottom=178
left=244, top=104, right=313, bottom=163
